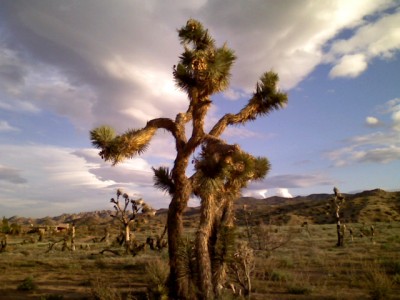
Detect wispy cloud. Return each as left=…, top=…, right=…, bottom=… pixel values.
left=0, top=144, right=171, bottom=217
left=326, top=5, right=400, bottom=78
left=0, top=121, right=19, bottom=132
left=327, top=98, right=400, bottom=165
left=0, top=165, right=27, bottom=184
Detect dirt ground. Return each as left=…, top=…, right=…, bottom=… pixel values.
left=1, top=222, right=400, bottom=299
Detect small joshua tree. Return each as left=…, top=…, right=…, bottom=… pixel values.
left=228, top=241, right=255, bottom=299
left=110, top=189, right=153, bottom=252
left=332, top=187, right=346, bottom=247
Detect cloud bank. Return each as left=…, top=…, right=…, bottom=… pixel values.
left=0, top=1, right=399, bottom=216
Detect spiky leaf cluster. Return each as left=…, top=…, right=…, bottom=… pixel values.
left=249, top=71, right=288, bottom=116
left=90, top=126, right=156, bottom=165
left=193, top=139, right=270, bottom=199
left=152, top=166, right=175, bottom=195
left=174, top=19, right=236, bottom=99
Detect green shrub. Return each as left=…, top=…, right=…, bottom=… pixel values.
left=364, top=263, right=393, bottom=300
left=17, top=276, right=37, bottom=291
left=145, top=258, right=169, bottom=300
left=287, top=285, right=312, bottom=295
left=269, top=270, right=289, bottom=282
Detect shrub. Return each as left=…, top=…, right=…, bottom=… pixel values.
left=90, top=278, right=123, bottom=300
left=287, top=285, right=312, bottom=295
left=17, top=276, right=37, bottom=291
left=145, top=258, right=169, bottom=300
left=364, top=262, right=393, bottom=300
left=270, top=270, right=289, bottom=282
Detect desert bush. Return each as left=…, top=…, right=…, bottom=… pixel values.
left=90, top=278, right=123, bottom=300
left=364, top=262, right=393, bottom=300
left=287, top=285, right=312, bottom=295
left=17, top=276, right=37, bottom=291
left=286, top=273, right=312, bottom=296
left=270, top=270, right=290, bottom=282
left=228, top=241, right=255, bottom=299
left=381, top=259, right=400, bottom=276
left=145, top=257, right=169, bottom=300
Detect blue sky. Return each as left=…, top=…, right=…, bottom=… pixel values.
left=0, top=0, right=399, bottom=217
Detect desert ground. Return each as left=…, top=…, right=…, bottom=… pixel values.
left=1, top=219, right=399, bottom=300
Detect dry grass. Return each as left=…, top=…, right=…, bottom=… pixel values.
left=1, top=222, right=400, bottom=299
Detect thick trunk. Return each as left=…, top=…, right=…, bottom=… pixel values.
left=196, top=194, right=215, bottom=300
left=167, top=100, right=209, bottom=299
left=167, top=169, right=192, bottom=300
left=335, top=209, right=343, bottom=247
left=125, top=224, right=130, bottom=243
left=212, top=197, right=234, bottom=297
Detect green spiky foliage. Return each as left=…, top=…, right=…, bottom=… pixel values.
left=90, top=126, right=156, bottom=165
left=193, top=139, right=270, bottom=198
left=174, top=19, right=236, bottom=99
left=192, top=139, right=270, bottom=298
left=250, top=71, right=288, bottom=116
left=152, top=166, right=175, bottom=195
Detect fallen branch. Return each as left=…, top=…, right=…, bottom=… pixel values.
left=45, top=238, right=66, bottom=253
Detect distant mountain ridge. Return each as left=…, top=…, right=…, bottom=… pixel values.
left=5, top=189, right=400, bottom=226
left=234, top=188, right=400, bottom=225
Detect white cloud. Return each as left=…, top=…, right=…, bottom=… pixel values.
left=0, top=121, right=19, bottom=132
left=242, top=189, right=268, bottom=199
left=327, top=6, right=400, bottom=78
left=329, top=54, right=368, bottom=78
left=0, top=0, right=396, bottom=136
left=365, top=116, right=382, bottom=127
left=276, top=188, right=293, bottom=198
left=0, top=144, right=171, bottom=217
left=252, top=173, right=335, bottom=189
left=0, top=1, right=399, bottom=216
left=223, top=88, right=250, bottom=101
left=386, top=98, right=400, bottom=132
left=327, top=99, right=400, bottom=166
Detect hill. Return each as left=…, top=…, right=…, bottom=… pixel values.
left=4, top=189, right=400, bottom=227
left=234, top=188, right=400, bottom=225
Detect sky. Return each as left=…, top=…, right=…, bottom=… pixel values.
left=0, top=0, right=399, bottom=218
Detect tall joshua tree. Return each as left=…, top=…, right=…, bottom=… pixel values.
left=91, top=19, right=287, bottom=299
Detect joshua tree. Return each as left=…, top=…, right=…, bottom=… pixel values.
left=110, top=189, right=152, bottom=252
left=332, top=187, right=346, bottom=246
left=189, top=139, right=269, bottom=298
left=91, top=19, right=287, bottom=299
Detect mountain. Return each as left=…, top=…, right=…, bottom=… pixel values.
left=234, top=188, right=400, bottom=225
left=4, top=189, right=400, bottom=226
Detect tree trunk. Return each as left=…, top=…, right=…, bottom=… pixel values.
left=124, top=223, right=131, bottom=253
left=125, top=224, right=130, bottom=243
left=167, top=176, right=192, bottom=299
left=335, top=209, right=343, bottom=247
left=70, top=224, right=76, bottom=251
left=196, top=194, right=215, bottom=300
left=212, top=197, right=235, bottom=297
